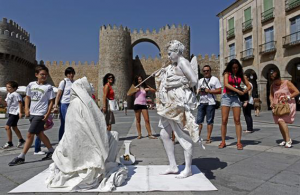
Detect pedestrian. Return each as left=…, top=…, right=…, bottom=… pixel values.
left=123, top=99, right=128, bottom=115
left=8, top=65, right=56, bottom=166
left=128, top=75, right=157, bottom=139
left=0, top=81, right=26, bottom=149
left=102, top=73, right=116, bottom=131
left=196, top=65, right=222, bottom=144
left=242, top=75, right=254, bottom=133
left=219, top=59, right=251, bottom=150
left=253, top=97, right=261, bottom=117
left=269, top=69, right=299, bottom=148
left=53, top=67, right=75, bottom=141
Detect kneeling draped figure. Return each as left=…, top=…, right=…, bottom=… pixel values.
left=46, top=77, right=128, bottom=192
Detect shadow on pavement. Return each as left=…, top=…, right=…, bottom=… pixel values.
left=210, top=136, right=234, bottom=142
left=227, top=140, right=261, bottom=147
left=192, top=157, right=227, bottom=179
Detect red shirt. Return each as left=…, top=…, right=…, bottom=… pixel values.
left=104, top=83, right=114, bottom=100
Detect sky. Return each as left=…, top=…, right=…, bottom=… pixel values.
left=0, top=0, right=235, bottom=62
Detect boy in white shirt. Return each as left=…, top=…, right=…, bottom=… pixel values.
left=9, top=66, right=55, bottom=166
left=0, top=81, right=26, bottom=149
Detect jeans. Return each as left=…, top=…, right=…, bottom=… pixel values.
left=34, top=137, right=41, bottom=153
left=59, top=103, right=70, bottom=141
left=243, top=103, right=253, bottom=131
left=196, top=104, right=216, bottom=125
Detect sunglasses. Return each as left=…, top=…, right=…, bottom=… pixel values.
left=203, top=70, right=210, bottom=72
left=108, top=77, right=113, bottom=79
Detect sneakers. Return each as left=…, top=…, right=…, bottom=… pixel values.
left=34, top=151, right=46, bottom=155
left=41, top=152, right=53, bottom=161
left=285, top=139, right=292, bottom=148
left=2, top=142, right=14, bottom=149
left=17, top=140, right=26, bottom=148
left=8, top=157, right=25, bottom=166
left=278, top=141, right=286, bottom=146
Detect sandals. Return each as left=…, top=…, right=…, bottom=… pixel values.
left=137, top=135, right=142, bottom=139
left=218, top=142, right=226, bottom=149
left=148, top=135, right=158, bottom=139
left=237, top=143, right=243, bottom=150
left=205, top=139, right=212, bottom=144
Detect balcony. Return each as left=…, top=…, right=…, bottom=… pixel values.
left=261, top=8, right=274, bottom=23
left=242, top=19, right=253, bottom=32
left=227, top=28, right=235, bottom=39
left=283, top=31, right=300, bottom=48
left=225, top=55, right=236, bottom=64
left=259, top=41, right=276, bottom=54
left=286, top=0, right=300, bottom=12
left=240, top=48, right=254, bottom=61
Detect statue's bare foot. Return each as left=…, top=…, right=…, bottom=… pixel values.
left=175, top=169, right=192, bottom=179
left=160, top=166, right=179, bottom=175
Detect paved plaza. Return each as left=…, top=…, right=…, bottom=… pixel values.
left=0, top=110, right=299, bottom=195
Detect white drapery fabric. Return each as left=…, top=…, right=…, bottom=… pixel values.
left=46, top=77, right=127, bottom=192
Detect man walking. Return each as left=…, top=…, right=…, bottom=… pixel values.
left=197, top=65, right=222, bottom=144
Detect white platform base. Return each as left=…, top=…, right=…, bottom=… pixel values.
left=9, top=165, right=217, bottom=193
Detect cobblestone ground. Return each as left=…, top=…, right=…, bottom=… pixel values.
left=0, top=110, right=299, bottom=195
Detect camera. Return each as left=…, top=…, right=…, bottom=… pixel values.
left=200, top=88, right=206, bottom=93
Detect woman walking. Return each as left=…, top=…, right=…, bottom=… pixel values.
left=242, top=75, right=254, bottom=133
left=269, top=69, right=299, bottom=148
left=54, top=67, right=75, bottom=141
left=219, top=59, right=251, bottom=150
left=102, top=73, right=116, bottom=131
left=129, top=75, right=157, bottom=139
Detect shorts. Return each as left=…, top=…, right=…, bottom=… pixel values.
left=133, top=104, right=148, bottom=110
left=28, top=115, right=45, bottom=134
left=6, top=114, right=19, bottom=127
left=196, top=104, right=216, bottom=125
left=221, top=93, right=242, bottom=107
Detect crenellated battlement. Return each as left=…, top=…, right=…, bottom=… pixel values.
left=196, top=54, right=219, bottom=61
left=0, top=18, right=35, bottom=49
left=0, top=18, right=30, bottom=39
left=100, top=24, right=131, bottom=33
left=45, top=61, right=98, bottom=66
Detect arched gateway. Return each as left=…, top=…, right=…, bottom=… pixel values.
left=98, top=24, right=190, bottom=107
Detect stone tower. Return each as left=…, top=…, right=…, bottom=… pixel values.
left=0, top=18, right=36, bottom=86
left=98, top=25, right=132, bottom=103
left=98, top=24, right=190, bottom=106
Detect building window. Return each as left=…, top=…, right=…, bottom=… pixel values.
left=229, top=43, right=235, bottom=60
left=262, top=0, right=274, bottom=22
left=243, top=7, right=252, bottom=31
left=227, top=17, right=235, bottom=39
left=265, top=27, right=274, bottom=50
left=290, top=15, right=300, bottom=42
left=245, top=36, right=253, bottom=56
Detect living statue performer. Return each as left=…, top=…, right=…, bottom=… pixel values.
left=46, top=77, right=128, bottom=192
left=155, top=40, right=201, bottom=179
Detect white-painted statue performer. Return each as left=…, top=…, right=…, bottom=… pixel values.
left=46, top=77, right=128, bottom=191
left=155, top=40, right=200, bottom=179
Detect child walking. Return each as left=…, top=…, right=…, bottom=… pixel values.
left=1, top=81, right=26, bottom=149
left=9, top=65, right=55, bottom=166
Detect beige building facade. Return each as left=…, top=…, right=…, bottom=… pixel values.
left=218, top=0, right=300, bottom=110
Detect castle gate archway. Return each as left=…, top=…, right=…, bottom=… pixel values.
left=286, top=58, right=300, bottom=110
left=98, top=24, right=190, bottom=107
left=261, top=64, right=280, bottom=109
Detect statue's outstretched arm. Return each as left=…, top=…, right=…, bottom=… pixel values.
left=179, top=60, right=197, bottom=87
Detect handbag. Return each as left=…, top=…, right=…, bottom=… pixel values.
left=44, top=114, right=54, bottom=131
left=272, top=102, right=290, bottom=116
left=107, top=99, right=119, bottom=111
left=232, top=75, right=249, bottom=102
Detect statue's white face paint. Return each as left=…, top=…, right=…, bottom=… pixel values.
left=167, top=48, right=179, bottom=63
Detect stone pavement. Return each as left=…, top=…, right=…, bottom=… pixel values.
left=0, top=110, right=299, bottom=195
